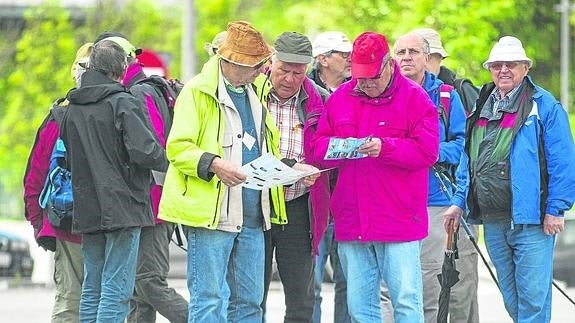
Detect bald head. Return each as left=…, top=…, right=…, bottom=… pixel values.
left=393, top=33, right=430, bottom=84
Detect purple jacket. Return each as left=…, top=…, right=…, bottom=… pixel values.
left=311, top=62, right=439, bottom=242
left=301, top=78, right=331, bottom=255
left=23, top=102, right=81, bottom=251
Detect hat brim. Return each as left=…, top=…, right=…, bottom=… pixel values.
left=430, top=47, right=449, bottom=58
left=217, top=44, right=274, bottom=67
left=352, top=61, right=382, bottom=79
left=276, top=52, right=312, bottom=64
left=482, top=57, right=532, bottom=69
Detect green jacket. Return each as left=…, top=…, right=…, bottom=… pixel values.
left=158, top=56, right=286, bottom=231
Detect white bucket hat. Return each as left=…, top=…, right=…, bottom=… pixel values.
left=483, top=36, right=532, bottom=69
left=312, top=31, right=353, bottom=58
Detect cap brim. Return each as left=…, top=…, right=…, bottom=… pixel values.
left=352, top=61, right=382, bottom=79
left=276, top=52, right=312, bottom=64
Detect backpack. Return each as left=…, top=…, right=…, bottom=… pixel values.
left=438, top=83, right=454, bottom=139
left=135, top=75, right=183, bottom=116
left=39, top=138, right=74, bottom=231
left=453, top=78, right=479, bottom=115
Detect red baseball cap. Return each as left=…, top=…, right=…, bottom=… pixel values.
left=351, top=32, right=390, bottom=78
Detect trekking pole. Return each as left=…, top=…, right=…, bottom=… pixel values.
left=553, top=281, right=575, bottom=306
left=434, top=167, right=575, bottom=305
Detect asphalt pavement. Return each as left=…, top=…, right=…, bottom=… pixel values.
left=1, top=220, right=574, bottom=322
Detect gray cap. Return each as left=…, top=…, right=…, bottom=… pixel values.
left=274, top=32, right=313, bottom=64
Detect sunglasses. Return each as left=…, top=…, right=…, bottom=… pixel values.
left=488, top=62, right=521, bottom=71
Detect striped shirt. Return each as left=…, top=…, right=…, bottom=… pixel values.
left=267, top=90, right=307, bottom=201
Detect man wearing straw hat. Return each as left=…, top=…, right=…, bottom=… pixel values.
left=158, top=21, right=318, bottom=322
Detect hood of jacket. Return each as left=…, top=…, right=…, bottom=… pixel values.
left=67, top=70, right=127, bottom=105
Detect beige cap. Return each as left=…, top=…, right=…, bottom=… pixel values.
left=412, top=28, right=449, bottom=58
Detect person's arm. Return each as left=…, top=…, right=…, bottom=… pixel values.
left=443, top=152, right=470, bottom=233
left=116, top=95, right=168, bottom=172
left=23, top=116, right=58, bottom=231
left=540, top=98, right=575, bottom=234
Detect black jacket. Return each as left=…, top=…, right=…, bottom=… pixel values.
left=60, top=70, right=168, bottom=233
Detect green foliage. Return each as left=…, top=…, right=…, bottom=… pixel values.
left=0, top=4, right=75, bottom=205
left=1, top=0, right=574, bottom=217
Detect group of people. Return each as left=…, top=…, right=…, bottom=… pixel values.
left=23, top=19, right=575, bottom=323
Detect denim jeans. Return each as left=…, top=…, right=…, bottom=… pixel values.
left=263, top=193, right=314, bottom=323
left=128, top=222, right=188, bottom=323
left=80, top=227, right=141, bottom=323
left=185, top=226, right=264, bottom=323
left=339, top=241, right=423, bottom=323
left=313, top=221, right=350, bottom=323
left=483, top=221, right=555, bottom=323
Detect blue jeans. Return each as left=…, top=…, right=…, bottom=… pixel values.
left=484, top=221, right=555, bottom=323
left=338, top=241, right=423, bottom=323
left=185, top=226, right=264, bottom=323
left=80, top=227, right=141, bottom=323
left=313, top=221, right=350, bottom=323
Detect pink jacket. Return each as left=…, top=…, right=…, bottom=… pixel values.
left=311, top=62, right=439, bottom=242
left=23, top=110, right=81, bottom=251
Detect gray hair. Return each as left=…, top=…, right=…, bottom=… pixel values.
left=89, top=40, right=128, bottom=81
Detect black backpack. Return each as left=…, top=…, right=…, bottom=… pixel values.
left=453, top=78, right=479, bottom=116
left=135, top=75, right=183, bottom=118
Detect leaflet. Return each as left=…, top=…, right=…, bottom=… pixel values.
left=240, top=153, right=329, bottom=190
left=324, top=136, right=372, bottom=160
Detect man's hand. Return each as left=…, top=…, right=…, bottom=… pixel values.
left=292, top=162, right=320, bottom=187
left=543, top=214, right=565, bottom=235
left=210, top=157, right=246, bottom=187
left=443, top=205, right=464, bottom=234
left=357, top=137, right=382, bottom=157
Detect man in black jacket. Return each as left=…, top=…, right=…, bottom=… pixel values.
left=60, top=39, right=167, bottom=322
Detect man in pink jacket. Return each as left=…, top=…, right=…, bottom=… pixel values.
left=311, top=31, right=439, bottom=323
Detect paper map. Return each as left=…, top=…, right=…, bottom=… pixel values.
left=240, top=153, right=323, bottom=190
left=324, top=136, right=372, bottom=160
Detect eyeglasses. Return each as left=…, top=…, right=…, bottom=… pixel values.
left=253, top=58, right=269, bottom=70
left=363, top=57, right=391, bottom=80
left=394, top=48, right=425, bottom=58
left=488, top=62, right=521, bottom=71
left=327, top=51, right=351, bottom=59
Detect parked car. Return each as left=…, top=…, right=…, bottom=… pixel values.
left=553, top=214, right=575, bottom=286
left=0, top=230, right=34, bottom=278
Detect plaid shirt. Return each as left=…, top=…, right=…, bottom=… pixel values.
left=267, top=90, right=307, bottom=201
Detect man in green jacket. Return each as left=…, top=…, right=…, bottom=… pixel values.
left=158, top=21, right=318, bottom=322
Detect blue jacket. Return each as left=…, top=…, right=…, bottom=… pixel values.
left=423, top=72, right=466, bottom=206
left=454, top=77, right=575, bottom=224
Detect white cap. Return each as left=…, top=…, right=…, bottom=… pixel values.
left=483, top=36, right=532, bottom=69
left=312, top=31, right=353, bottom=58
left=411, top=28, right=449, bottom=58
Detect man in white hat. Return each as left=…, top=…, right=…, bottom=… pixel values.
left=443, top=36, right=575, bottom=323
left=308, top=31, right=353, bottom=93
left=157, top=21, right=318, bottom=322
